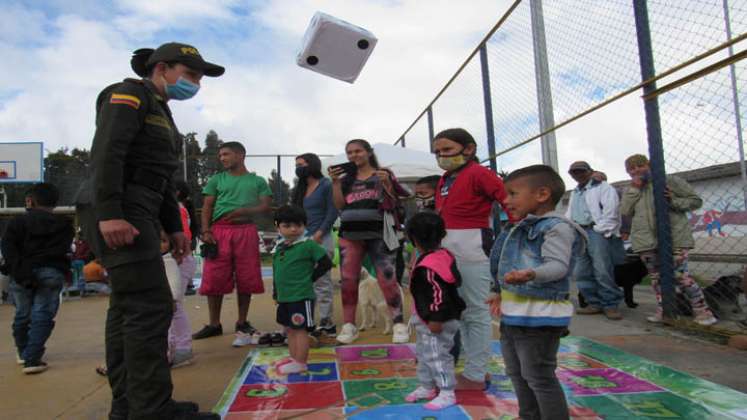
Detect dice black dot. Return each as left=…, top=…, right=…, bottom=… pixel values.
left=357, top=39, right=369, bottom=50
left=306, top=55, right=319, bottom=65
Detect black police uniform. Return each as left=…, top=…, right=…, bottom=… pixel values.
left=87, top=77, right=182, bottom=420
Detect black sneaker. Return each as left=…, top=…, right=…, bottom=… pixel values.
left=258, top=333, right=272, bottom=347
left=192, top=324, right=223, bottom=340
left=236, top=322, right=257, bottom=335
left=270, top=332, right=286, bottom=347
left=23, top=360, right=48, bottom=374
left=184, top=286, right=197, bottom=296
left=317, top=321, right=337, bottom=337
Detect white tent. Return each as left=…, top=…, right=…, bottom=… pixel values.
left=322, top=143, right=443, bottom=182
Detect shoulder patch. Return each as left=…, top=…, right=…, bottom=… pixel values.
left=110, top=93, right=141, bottom=110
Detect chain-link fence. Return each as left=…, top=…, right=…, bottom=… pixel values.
left=394, top=0, right=747, bottom=338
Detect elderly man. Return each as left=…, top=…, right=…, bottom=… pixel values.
left=566, top=161, right=624, bottom=320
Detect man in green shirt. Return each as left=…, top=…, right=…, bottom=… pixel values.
left=193, top=142, right=273, bottom=343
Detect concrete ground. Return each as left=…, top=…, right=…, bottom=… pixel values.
left=1, top=275, right=746, bottom=419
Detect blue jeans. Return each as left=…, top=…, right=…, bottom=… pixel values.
left=574, top=229, right=623, bottom=309
left=10, top=267, right=64, bottom=363
left=501, top=324, right=569, bottom=420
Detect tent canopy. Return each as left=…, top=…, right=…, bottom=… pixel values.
left=321, top=143, right=443, bottom=182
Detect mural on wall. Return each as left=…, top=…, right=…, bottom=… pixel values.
left=688, top=178, right=747, bottom=238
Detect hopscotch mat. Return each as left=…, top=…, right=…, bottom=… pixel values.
left=214, top=336, right=747, bottom=419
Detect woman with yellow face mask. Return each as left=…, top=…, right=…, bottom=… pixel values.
left=432, top=127, right=512, bottom=391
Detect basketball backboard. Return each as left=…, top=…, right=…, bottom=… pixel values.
left=0, top=142, right=43, bottom=183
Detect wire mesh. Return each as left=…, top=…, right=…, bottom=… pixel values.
left=395, top=0, right=747, bottom=335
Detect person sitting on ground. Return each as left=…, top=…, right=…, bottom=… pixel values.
left=620, top=154, right=717, bottom=326
left=404, top=212, right=466, bottom=410
left=1, top=182, right=74, bottom=374
left=270, top=206, right=332, bottom=374
left=486, top=165, right=586, bottom=420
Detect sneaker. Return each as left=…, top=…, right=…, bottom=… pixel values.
left=647, top=313, right=663, bottom=323
left=271, top=357, right=294, bottom=368
left=603, top=308, right=623, bottom=320
left=235, top=322, right=257, bottom=335
left=694, top=313, right=718, bottom=326
left=185, top=286, right=197, bottom=296
left=336, top=323, right=359, bottom=345
left=192, top=324, right=222, bottom=340
left=424, top=390, right=456, bottom=410
left=23, top=360, right=48, bottom=374
left=257, top=332, right=273, bottom=347
left=270, top=332, right=287, bottom=347
left=392, top=323, right=410, bottom=343
left=317, top=319, right=337, bottom=337
left=405, top=386, right=437, bottom=402
left=576, top=306, right=603, bottom=315
left=232, top=331, right=261, bottom=347
left=16, top=351, right=24, bottom=365
left=278, top=360, right=307, bottom=375
left=171, top=349, right=194, bottom=368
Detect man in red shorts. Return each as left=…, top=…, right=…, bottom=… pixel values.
left=193, top=142, right=272, bottom=341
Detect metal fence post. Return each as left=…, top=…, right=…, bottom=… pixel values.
left=722, top=0, right=747, bottom=211
left=427, top=107, right=435, bottom=153
left=276, top=154, right=282, bottom=205
left=633, top=0, right=677, bottom=318
left=400, top=136, right=406, bottom=148
left=479, top=44, right=498, bottom=173
left=530, top=0, right=558, bottom=171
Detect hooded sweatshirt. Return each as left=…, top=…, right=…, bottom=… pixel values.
left=409, top=248, right=466, bottom=322
left=1, top=209, right=74, bottom=287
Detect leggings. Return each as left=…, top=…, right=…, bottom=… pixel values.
left=339, top=237, right=404, bottom=324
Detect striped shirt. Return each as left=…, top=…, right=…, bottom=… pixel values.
left=500, top=289, right=574, bottom=327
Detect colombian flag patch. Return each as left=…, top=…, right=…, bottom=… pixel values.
left=110, top=93, right=141, bottom=110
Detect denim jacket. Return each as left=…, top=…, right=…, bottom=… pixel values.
left=490, top=211, right=586, bottom=301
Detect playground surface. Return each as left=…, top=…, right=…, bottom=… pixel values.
left=1, top=275, right=747, bottom=419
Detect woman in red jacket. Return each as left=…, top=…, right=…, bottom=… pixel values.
left=433, top=127, right=510, bottom=390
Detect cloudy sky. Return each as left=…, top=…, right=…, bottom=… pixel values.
left=0, top=0, right=742, bottom=188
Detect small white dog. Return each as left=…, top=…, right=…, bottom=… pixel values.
left=358, top=269, right=400, bottom=335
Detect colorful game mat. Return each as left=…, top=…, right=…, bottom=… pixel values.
left=214, top=336, right=747, bottom=419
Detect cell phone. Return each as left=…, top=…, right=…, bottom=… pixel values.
left=329, top=162, right=358, bottom=177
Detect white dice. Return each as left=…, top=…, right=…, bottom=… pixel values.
left=296, top=12, right=377, bottom=84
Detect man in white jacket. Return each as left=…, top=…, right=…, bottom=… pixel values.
left=566, top=161, right=625, bottom=320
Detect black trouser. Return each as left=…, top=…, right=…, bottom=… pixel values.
left=106, top=257, right=175, bottom=420
left=500, top=324, right=569, bottom=420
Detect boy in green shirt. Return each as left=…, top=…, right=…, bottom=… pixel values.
left=271, top=206, right=332, bottom=375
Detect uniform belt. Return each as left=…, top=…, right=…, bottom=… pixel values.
left=125, top=167, right=168, bottom=195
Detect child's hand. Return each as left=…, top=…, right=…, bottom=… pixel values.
left=486, top=293, right=501, bottom=317
left=504, top=269, right=535, bottom=284
left=427, top=321, right=443, bottom=334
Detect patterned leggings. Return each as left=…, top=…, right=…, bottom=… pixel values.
left=339, top=237, right=404, bottom=324
left=639, top=249, right=712, bottom=317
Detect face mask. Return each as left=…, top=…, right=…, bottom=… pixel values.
left=295, top=166, right=309, bottom=178
left=415, top=196, right=435, bottom=211
left=436, top=150, right=468, bottom=171
left=164, top=76, right=200, bottom=100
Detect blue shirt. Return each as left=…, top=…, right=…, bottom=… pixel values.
left=570, top=184, right=594, bottom=226
left=303, top=178, right=338, bottom=236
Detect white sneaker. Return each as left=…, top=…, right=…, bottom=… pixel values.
left=646, top=313, right=663, bottom=323
left=336, top=323, right=359, bottom=345
left=405, top=386, right=437, bottom=402
left=424, top=390, right=456, bottom=410
left=694, top=313, right=718, bottom=326
left=392, top=322, right=410, bottom=343
left=16, top=351, right=24, bottom=365
left=232, top=331, right=261, bottom=347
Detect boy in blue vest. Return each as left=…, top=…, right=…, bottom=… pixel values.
left=487, top=165, right=586, bottom=420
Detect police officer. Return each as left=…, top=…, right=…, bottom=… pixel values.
left=87, top=43, right=223, bottom=420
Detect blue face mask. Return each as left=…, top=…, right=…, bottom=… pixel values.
left=165, top=76, right=200, bottom=100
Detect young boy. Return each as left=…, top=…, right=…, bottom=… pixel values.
left=414, top=175, right=440, bottom=212
left=487, top=165, right=586, bottom=419
left=1, top=183, right=74, bottom=374
left=620, top=154, right=717, bottom=325
left=271, top=206, right=332, bottom=375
